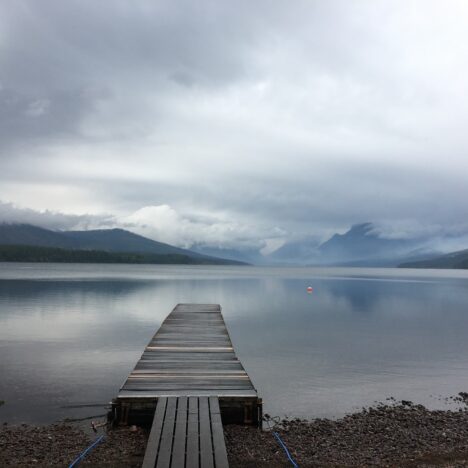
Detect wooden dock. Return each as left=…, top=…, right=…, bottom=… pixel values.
left=113, top=303, right=261, bottom=427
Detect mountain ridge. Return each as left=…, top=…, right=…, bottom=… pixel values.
left=399, top=249, right=468, bottom=269
left=266, top=222, right=441, bottom=266
left=0, top=223, right=246, bottom=265
left=2, top=222, right=466, bottom=268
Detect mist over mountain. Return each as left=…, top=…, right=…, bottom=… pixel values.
left=399, top=249, right=468, bottom=269
left=268, top=237, right=321, bottom=264
left=1, top=221, right=466, bottom=268
left=192, top=245, right=266, bottom=265
left=266, top=223, right=442, bottom=266
left=316, top=223, right=428, bottom=265
left=188, top=222, right=444, bottom=266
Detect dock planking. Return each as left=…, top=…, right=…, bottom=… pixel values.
left=115, top=304, right=260, bottom=426
left=142, top=396, right=229, bottom=468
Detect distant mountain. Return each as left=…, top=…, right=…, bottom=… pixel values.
left=267, top=237, right=321, bottom=264
left=63, top=228, right=206, bottom=257
left=0, top=245, right=234, bottom=265
left=0, top=224, right=246, bottom=265
left=317, top=222, right=420, bottom=265
left=399, top=249, right=468, bottom=269
left=215, top=221, right=455, bottom=267
left=0, top=223, right=77, bottom=248
left=4, top=222, right=464, bottom=268
left=266, top=223, right=438, bottom=266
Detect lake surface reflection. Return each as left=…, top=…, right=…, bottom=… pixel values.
left=1, top=263, right=468, bottom=424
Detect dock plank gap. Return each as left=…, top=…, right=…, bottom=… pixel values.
left=112, top=304, right=262, bottom=427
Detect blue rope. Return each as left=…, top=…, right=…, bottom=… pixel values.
left=68, top=435, right=105, bottom=468
left=272, top=431, right=299, bottom=468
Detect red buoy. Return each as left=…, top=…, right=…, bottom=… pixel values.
left=307, top=286, right=313, bottom=293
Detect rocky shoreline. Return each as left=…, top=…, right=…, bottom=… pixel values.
left=0, top=423, right=147, bottom=467
left=226, top=398, right=468, bottom=467
left=1, top=397, right=468, bottom=467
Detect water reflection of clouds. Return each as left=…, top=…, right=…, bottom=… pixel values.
left=3, top=263, right=468, bottom=282
left=0, top=280, right=161, bottom=340
left=1, top=265, right=468, bottom=423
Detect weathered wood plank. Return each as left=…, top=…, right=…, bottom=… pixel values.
left=199, top=397, right=214, bottom=468
left=210, top=398, right=229, bottom=468
left=130, top=373, right=248, bottom=378
left=141, top=397, right=167, bottom=468
left=126, top=375, right=251, bottom=382
left=186, top=397, right=199, bottom=468
left=155, top=397, right=177, bottom=468
left=150, top=338, right=231, bottom=342
left=119, top=389, right=258, bottom=398
left=124, top=382, right=253, bottom=389
left=171, top=396, right=188, bottom=468
left=124, top=381, right=253, bottom=388
left=134, top=360, right=244, bottom=368
left=209, top=396, right=221, bottom=414
left=124, top=385, right=253, bottom=391
left=140, top=354, right=236, bottom=359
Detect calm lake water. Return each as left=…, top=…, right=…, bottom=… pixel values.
left=1, top=263, right=468, bottom=424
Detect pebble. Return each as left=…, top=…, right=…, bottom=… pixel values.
left=225, top=400, right=468, bottom=467
left=2, top=399, right=468, bottom=467
left=0, top=423, right=147, bottom=467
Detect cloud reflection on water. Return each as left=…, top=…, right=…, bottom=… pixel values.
left=1, top=264, right=468, bottom=423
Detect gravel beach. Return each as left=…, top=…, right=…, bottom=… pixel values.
left=226, top=399, right=468, bottom=467
left=2, top=398, right=468, bottom=467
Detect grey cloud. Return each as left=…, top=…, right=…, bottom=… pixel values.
left=0, top=86, right=105, bottom=153
left=0, top=1, right=468, bottom=252
left=0, top=201, right=114, bottom=231
left=0, top=0, right=260, bottom=91
left=0, top=0, right=272, bottom=151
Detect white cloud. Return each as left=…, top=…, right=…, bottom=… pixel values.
left=1, top=0, right=468, bottom=250
left=0, top=201, right=286, bottom=251
left=120, top=205, right=284, bottom=250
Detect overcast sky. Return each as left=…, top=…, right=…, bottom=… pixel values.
left=1, top=0, right=468, bottom=252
